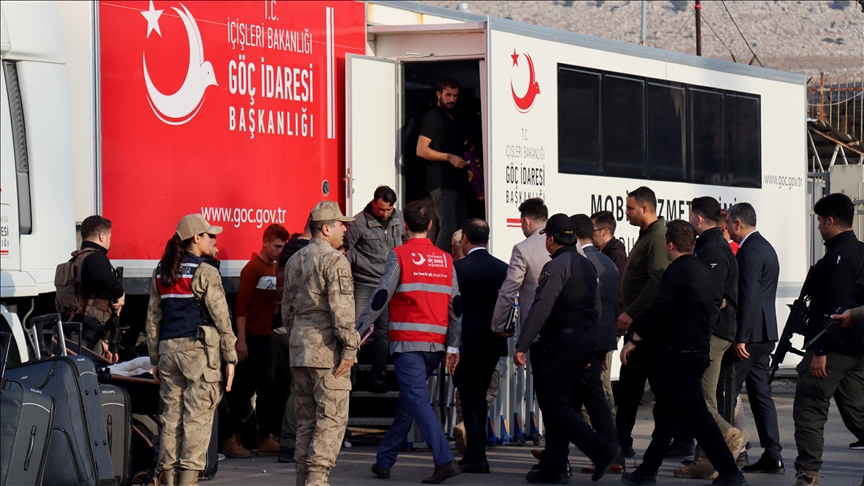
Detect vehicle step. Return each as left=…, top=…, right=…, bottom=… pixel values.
left=348, top=417, right=395, bottom=426
left=356, top=364, right=396, bottom=371
left=351, top=391, right=400, bottom=398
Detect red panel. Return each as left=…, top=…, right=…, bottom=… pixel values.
left=99, top=1, right=365, bottom=260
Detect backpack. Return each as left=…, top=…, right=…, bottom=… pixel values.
left=54, top=248, right=98, bottom=319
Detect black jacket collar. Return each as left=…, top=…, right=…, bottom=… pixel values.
left=81, top=240, right=108, bottom=255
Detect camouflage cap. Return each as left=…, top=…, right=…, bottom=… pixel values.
left=176, top=214, right=223, bottom=240
left=310, top=201, right=354, bottom=223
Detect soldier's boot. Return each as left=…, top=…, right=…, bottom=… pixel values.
left=674, top=456, right=718, bottom=479
left=161, top=469, right=177, bottom=486
left=222, top=434, right=252, bottom=458
left=177, top=469, right=199, bottom=486
left=257, top=434, right=280, bottom=457
left=306, top=471, right=329, bottom=486
left=723, top=428, right=750, bottom=461
left=793, top=470, right=818, bottom=486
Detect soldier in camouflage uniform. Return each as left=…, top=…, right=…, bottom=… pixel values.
left=282, top=201, right=361, bottom=486
left=146, top=214, right=238, bottom=486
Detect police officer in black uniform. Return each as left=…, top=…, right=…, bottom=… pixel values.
left=619, top=221, right=747, bottom=486
left=513, top=214, right=619, bottom=484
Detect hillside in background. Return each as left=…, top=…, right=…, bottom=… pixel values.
left=418, top=0, right=863, bottom=81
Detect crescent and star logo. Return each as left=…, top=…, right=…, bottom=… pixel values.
left=140, top=1, right=217, bottom=125
left=510, top=49, right=540, bottom=113
left=411, top=253, right=426, bottom=265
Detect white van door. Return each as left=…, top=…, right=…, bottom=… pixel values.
left=345, top=54, right=398, bottom=215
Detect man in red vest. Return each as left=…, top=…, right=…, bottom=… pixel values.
left=357, top=200, right=462, bottom=484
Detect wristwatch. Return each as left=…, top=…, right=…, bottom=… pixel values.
left=812, top=348, right=826, bottom=357
left=228, top=360, right=238, bottom=365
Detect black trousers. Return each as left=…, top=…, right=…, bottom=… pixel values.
left=226, top=334, right=276, bottom=437
left=615, top=343, right=652, bottom=450
left=532, top=329, right=611, bottom=473
left=732, top=341, right=783, bottom=460
left=636, top=352, right=739, bottom=478
left=454, top=350, right=500, bottom=463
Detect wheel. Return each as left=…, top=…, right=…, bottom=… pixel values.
left=518, top=437, right=527, bottom=447
left=532, top=433, right=541, bottom=445
left=130, top=470, right=160, bottom=486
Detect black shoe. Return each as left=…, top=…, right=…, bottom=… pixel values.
left=459, top=460, right=490, bottom=474
left=592, top=442, right=621, bottom=482
left=277, top=447, right=295, bottom=463
left=850, top=440, right=864, bottom=450
left=422, top=461, right=461, bottom=484
left=525, top=468, right=569, bottom=484
left=740, top=455, right=784, bottom=474
left=735, top=450, right=749, bottom=467
left=371, top=463, right=391, bottom=479
left=620, top=471, right=657, bottom=486
left=623, top=446, right=636, bottom=458
left=371, top=372, right=388, bottom=393
left=664, top=439, right=695, bottom=458
left=712, top=471, right=749, bottom=486
left=681, top=459, right=694, bottom=466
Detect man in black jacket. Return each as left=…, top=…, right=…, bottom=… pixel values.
left=514, top=214, right=618, bottom=484
left=793, top=193, right=864, bottom=486
left=726, top=203, right=784, bottom=474
left=453, top=219, right=508, bottom=474
left=620, top=220, right=747, bottom=486
left=675, top=197, right=748, bottom=479
left=590, top=210, right=627, bottom=279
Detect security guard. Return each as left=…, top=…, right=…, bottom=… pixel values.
left=792, top=193, right=864, bottom=486
left=282, top=201, right=360, bottom=486
left=513, top=214, right=619, bottom=484
left=146, top=214, right=238, bottom=486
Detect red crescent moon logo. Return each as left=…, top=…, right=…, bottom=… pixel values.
left=511, top=51, right=541, bottom=113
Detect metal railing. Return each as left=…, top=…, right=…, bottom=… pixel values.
left=807, top=72, right=864, bottom=144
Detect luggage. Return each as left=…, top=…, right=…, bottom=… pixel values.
left=100, top=384, right=131, bottom=486
left=5, top=314, right=116, bottom=486
left=0, top=332, right=55, bottom=486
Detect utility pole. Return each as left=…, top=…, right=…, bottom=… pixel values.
left=640, top=0, right=646, bottom=45
left=695, top=0, right=702, bottom=56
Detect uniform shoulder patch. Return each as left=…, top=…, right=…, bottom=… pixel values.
left=538, top=271, right=550, bottom=284
left=337, top=267, right=353, bottom=295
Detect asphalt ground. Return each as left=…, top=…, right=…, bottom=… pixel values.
left=207, top=392, right=864, bottom=486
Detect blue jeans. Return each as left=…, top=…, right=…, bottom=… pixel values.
left=376, top=351, right=454, bottom=468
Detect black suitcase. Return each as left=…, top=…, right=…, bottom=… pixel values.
left=5, top=315, right=116, bottom=486
left=0, top=332, right=55, bottom=486
left=100, top=384, right=131, bottom=486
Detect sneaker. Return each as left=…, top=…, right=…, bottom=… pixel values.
left=217, top=453, right=226, bottom=462
left=343, top=440, right=352, bottom=448
left=621, top=471, right=657, bottom=485
left=793, top=470, right=819, bottom=486
left=665, top=439, right=695, bottom=458
left=256, top=434, right=280, bottom=457
left=673, top=457, right=718, bottom=479
left=623, top=446, right=636, bottom=458
left=850, top=441, right=864, bottom=450
left=222, top=434, right=251, bottom=458
left=453, top=422, right=467, bottom=455
left=712, top=471, right=748, bottom=486
left=723, top=428, right=750, bottom=460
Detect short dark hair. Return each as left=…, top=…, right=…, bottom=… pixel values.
left=403, top=200, right=433, bottom=233
left=691, top=196, right=722, bottom=224
left=728, top=203, right=757, bottom=228
left=310, top=220, right=337, bottom=236
left=81, top=215, right=112, bottom=240
left=628, top=186, right=657, bottom=210
left=373, top=185, right=397, bottom=205
left=665, top=220, right=696, bottom=253
left=263, top=224, right=290, bottom=242
left=590, top=211, right=617, bottom=235
left=518, top=198, right=548, bottom=222
left=570, top=214, right=594, bottom=240
left=813, top=193, right=854, bottom=228
left=461, top=218, right=489, bottom=245
left=437, top=77, right=460, bottom=92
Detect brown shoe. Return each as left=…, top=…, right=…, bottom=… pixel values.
left=222, top=434, right=252, bottom=458
left=453, top=422, right=467, bottom=455
left=580, top=463, right=624, bottom=474
left=257, top=434, right=280, bottom=456
left=723, top=427, right=750, bottom=461
left=794, top=470, right=819, bottom=486
left=674, top=456, right=718, bottom=479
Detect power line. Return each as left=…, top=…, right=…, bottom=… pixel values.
left=666, top=11, right=695, bottom=50
left=702, top=15, right=738, bottom=63
left=720, top=0, right=763, bottom=67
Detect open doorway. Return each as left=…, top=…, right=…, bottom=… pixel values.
left=400, top=60, right=486, bottom=249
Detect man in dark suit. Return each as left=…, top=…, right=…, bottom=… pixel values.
left=725, top=202, right=784, bottom=472
left=453, top=218, right=508, bottom=473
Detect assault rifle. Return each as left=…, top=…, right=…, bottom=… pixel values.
left=802, top=277, right=864, bottom=350
left=104, top=266, right=124, bottom=361
left=769, top=266, right=815, bottom=382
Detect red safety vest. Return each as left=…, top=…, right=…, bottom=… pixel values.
left=388, top=238, right=453, bottom=345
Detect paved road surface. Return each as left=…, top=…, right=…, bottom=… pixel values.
left=207, top=394, right=864, bottom=485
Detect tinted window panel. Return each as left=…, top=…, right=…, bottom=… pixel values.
left=690, top=88, right=725, bottom=185
left=558, top=66, right=602, bottom=174
left=647, top=83, right=687, bottom=182
left=725, top=94, right=761, bottom=188
left=603, top=75, right=646, bottom=178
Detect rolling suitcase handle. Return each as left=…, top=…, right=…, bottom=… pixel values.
left=26, top=314, right=84, bottom=359
left=0, top=331, right=10, bottom=384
